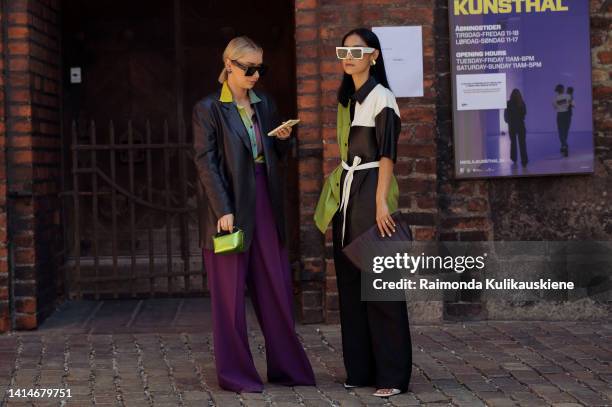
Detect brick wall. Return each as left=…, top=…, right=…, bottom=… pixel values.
left=433, top=0, right=494, bottom=318
left=0, top=0, right=62, bottom=332
left=295, top=0, right=439, bottom=323
left=295, top=0, right=611, bottom=323
left=0, top=0, right=609, bottom=332
left=435, top=0, right=610, bottom=246
left=591, top=1, right=612, bottom=141
left=435, top=0, right=611, bottom=319
left=0, top=2, right=9, bottom=333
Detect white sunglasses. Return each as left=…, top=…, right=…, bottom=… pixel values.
left=336, top=46, right=376, bottom=60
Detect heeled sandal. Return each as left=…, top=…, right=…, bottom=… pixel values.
left=372, top=388, right=402, bottom=397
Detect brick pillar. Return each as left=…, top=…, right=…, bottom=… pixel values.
left=0, top=0, right=62, bottom=332
left=591, top=0, right=612, bottom=148
left=295, top=0, right=325, bottom=323
left=295, top=0, right=439, bottom=323
left=0, top=2, right=10, bottom=333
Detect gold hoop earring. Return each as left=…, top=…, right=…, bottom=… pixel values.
left=371, top=59, right=376, bottom=66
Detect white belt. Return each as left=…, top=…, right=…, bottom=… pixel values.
left=339, top=156, right=380, bottom=246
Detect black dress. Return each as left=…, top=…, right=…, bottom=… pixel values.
left=331, top=76, right=412, bottom=391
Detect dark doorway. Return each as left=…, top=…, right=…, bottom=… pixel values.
left=60, top=0, right=298, bottom=298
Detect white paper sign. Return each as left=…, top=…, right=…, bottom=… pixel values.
left=372, top=26, right=423, bottom=97
left=456, top=73, right=507, bottom=111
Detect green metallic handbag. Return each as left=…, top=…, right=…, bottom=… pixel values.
left=212, top=227, right=245, bottom=255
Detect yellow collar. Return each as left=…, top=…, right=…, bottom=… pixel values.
left=220, top=81, right=261, bottom=104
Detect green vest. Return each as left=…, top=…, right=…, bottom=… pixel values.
left=313, top=103, right=399, bottom=234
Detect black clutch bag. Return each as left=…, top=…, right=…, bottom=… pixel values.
left=342, top=211, right=413, bottom=272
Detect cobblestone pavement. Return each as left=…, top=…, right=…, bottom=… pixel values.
left=0, top=299, right=611, bottom=407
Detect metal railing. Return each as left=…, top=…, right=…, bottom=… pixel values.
left=60, top=118, right=204, bottom=299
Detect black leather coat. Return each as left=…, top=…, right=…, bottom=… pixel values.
left=192, top=88, right=292, bottom=250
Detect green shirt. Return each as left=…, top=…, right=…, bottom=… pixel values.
left=220, top=81, right=265, bottom=163
left=313, top=103, right=399, bottom=234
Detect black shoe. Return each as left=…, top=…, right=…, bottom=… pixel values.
left=563, top=149, right=568, bottom=157
left=343, top=380, right=374, bottom=389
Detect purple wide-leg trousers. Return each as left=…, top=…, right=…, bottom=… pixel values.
left=203, top=163, right=315, bottom=392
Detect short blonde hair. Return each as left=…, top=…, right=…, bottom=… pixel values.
left=218, top=36, right=263, bottom=84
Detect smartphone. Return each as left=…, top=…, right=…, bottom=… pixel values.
left=267, top=119, right=300, bottom=136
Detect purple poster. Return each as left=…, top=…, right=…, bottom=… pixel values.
left=449, top=0, right=594, bottom=178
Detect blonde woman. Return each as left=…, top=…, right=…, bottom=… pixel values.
left=193, top=36, right=315, bottom=392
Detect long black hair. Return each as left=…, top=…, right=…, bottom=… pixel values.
left=509, top=88, right=525, bottom=109
left=337, top=28, right=391, bottom=107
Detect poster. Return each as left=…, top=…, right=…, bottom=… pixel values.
left=449, top=0, right=594, bottom=178
left=372, top=26, right=424, bottom=97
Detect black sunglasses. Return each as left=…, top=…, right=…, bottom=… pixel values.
left=231, top=60, right=268, bottom=77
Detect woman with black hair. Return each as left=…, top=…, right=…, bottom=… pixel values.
left=504, top=89, right=528, bottom=166
left=314, top=28, right=412, bottom=398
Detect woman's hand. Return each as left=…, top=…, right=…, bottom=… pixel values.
left=275, top=125, right=292, bottom=140
left=376, top=200, right=396, bottom=238
left=217, top=213, right=234, bottom=233
left=375, top=157, right=395, bottom=238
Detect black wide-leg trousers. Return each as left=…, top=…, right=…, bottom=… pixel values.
left=332, top=211, right=412, bottom=392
